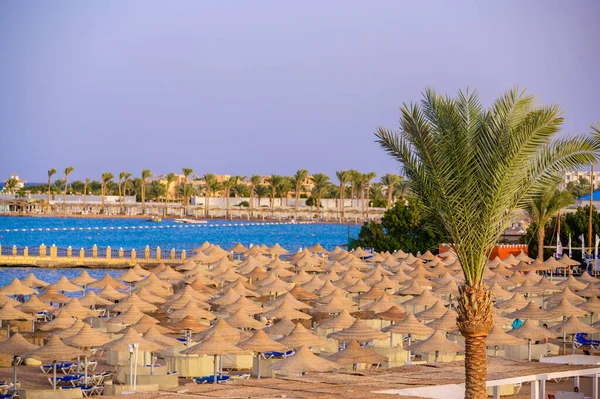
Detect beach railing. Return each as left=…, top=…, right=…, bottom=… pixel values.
left=0, top=243, right=187, bottom=267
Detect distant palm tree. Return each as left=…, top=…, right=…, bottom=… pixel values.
left=265, top=175, right=283, bottom=211
left=62, top=166, right=74, bottom=212
left=202, top=173, right=216, bottom=217
left=181, top=168, right=194, bottom=215
left=249, top=175, right=261, bottom=218
left=101, top=172, right=114, bottom=212
left=118, top=172, right=126, bottom=211
left=83, top=178, right=90, bottom=208
left=526, top=185, right=575, bottom=260
left=166, top=173, right=177, bottom=201
left=348, top=169, right=360, bottom=208
left=310, top=173, right=331, bottom=216
left=336, top=170, right=350, bottom=218
left=291, top=169, right=308, bottom=213
left=254, top=185, right=269, bottom=208
left=140, top=169, right=152, bottom=214
left=276, top=177, right=292, bottom=207
left=363, top=172, right=376, bottom=214
left=381, top=173, right=400, bottom=208
left=3, top=177, right=18, bottom=194
left=222, top=176, right=238, bottom=218
left=47, top=168, right=56, bottom=212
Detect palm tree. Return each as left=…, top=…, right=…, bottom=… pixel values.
left=202, top=173, right=217, bottom=217
left=3, top=177, right=18, bottom=194
left=375, top=87, right=600, bottom=399
left=249, top=175, right=261, bottom=218
left=526, top=185, right=575, bottom=260
left=118, top=172, right=126, bottom=211
left=166, top=173, right=177, bottom=202
left=101, top=172, right=114, bottom=213
left=276, top=177, right=292, bottom=207
left=181, top=168, right=194, bottom=215
left=83, top=178, right=90, bottom=208
left=222, top=176, right=238, bottom=218
left=394, top=178, right=410, bottom=201
left=140, top=169, right=152, bottom=215
left=336, top=170, right=350, bottom=219
left=62, top=166, right=74, bottom=212
left=348, top=169, right=361, bottom=208
left=265, top=175, right=282, bottom=211
left=381, top=173, right=400, bottom=208
left=254, top=185, right=269, bottom=209
left=363, top=172, right=376, bottom=215
left=47, top=168, right=56, bottom=212
left=291, top=169, right=308, bottom=213
left=310, top=173, right=330, bottom=216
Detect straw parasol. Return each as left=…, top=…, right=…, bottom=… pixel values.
left=556, top=275, right=587, bottom=291
left=52, top=319, right=85, bottom=339
left=0, top=304, right=33, bottom=337
left=327, top=340, right=387, bottom=367
left=63, top=324, right=112, bottom=348
left=407, top=330, right=464, bottom=362
left=505, top=301, right=554, bottom=321
left=132, top=264, right=151, bottom=277
left=118, top=269, right=145, bottom=284
left=0, top=333, right=39, bottom=387
left=51, top=276, right=84, bottom=293
left=547, top=298, right=588, bottom=319
left=507, top=319, right=557, bottom=360
left=111, top=294, right=158, bottom=313
left=70, top=271, right=97, bottom=287
left=403, top=290, right=446, bottom=308
left=238, top=330, right=289, bottom=379
left=16, top=295, right=55, bottom=314
left=221, top=296, right=264, bottom=315
left=289, top=285, right=318, bottom=301
left=579, top=296, right=600, bottom=324
left=23, top=335, right=88, bottom=390
left=97, top=285, right=128, bottom=302
left=425, top=310, right=459, bottom=333
left=21, top=273, right=49, bottom=288
left=1, top=278, right=39, bottom=296
left=260, top=302, right=312, bottom=321
left=101, top=327, right=164, bottom=353
left=128, top=317, right=174, bottom=334
left=277, top=323, right=329, bottom=349
left=577, top=283, right=600, bottom=298
left=546, top=287, right=586, bottom=306
left=79, top=291, right=114, bottom=307
left=270, top=345, right=339, bottom=375
left=414, top=301, right=450, bottom=321
left=182, top=332, right=250, bottom=383
left=263, top=316, right=296, bottom=337
left=193, top=319, right=251, bottom=343
left=375, top=305, right=407, bottom=322
left=166, top=301, right=215, bottom=322
left=88, top=274, right=127, bottom=290
left=485, top=324, right=526, bottom=355
left=0, top=295, right=20, bottom=308
left=550, top=315, right=599, bottom=353
left=54, top=298, right=97, bottom=318
left=38, top=311, right=75, bottom=331
left=328, top=319, right=388, bottom=343
left=224, top=309, right=267, bottom=330
left=143, top=326, right=182, bottom=347
left=108, top=305, right=158, bottom=326
left=495, top=293, right=530, bottom=310
left=265, top=292, right=312, bottom=311
left=167, top=315, right=210, bottom=333
left=316, top=309, right=356, bottom=331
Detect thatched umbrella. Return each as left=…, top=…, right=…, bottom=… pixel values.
left=64, top=324, right=112, bottom=383
left=16, top=296, right=55, bottom=331
left=118, top=269, right=145, bottom=284
left=550, top=316, right=599, bottom=354
left=193, top=319, right=251, bottom=343
left=546, top=287, right=586, bottom=307
left=238, top=330, right=289, bottom=379
left=546, top=298, right=587, bottom=319
left=108, top=305, right=157, bottom=326
left=289, top=285, right=318, bottom=301
left=577, top=283, right=600, bottom=298
left=556, top=275, right=587, bottom=291
left=38, top=311, right=75, bottom=331
left=407, top=330, right=464, bottom=363
left=0, top=278, right=38, bottom=297
left=221, top=296, right=264, bottom=315
left=23, top=335, right=87, bottom=390
left=132, top=264, right=151, bottom=277
left=328, top=319, right=387, bottom=344
left=182, top=332, right=249, bottom=383
left=495, top=293, right=529, bottom=310
left=89, top=274, right=127, bottom=290
left=168, top=315, right=210, bottom=333
left=100, top=327, right=165, bottom=374
left=21, top=273, right=49, bottom=288
left=425, top=310, right=459, bottom=333
left=79, top=291, right=114, bottom=308
left=0, top=304, right=33, bottom=337
left=316, top=309, right=356, bottom=331
left=375, top=305, right=407, bottom=322
left=70, top=271, right=97, bottom=287
left=270, top=345, right=338, bottom=375
left=260, top=302, right=312, bottom=321
left=327, top=340, right=387, bottom=369
left=505, top=302, right=554, bottom=321
left=265, top=292, right=312, bottom=310
left=54, top=298, right=97, bottom=318
left=414, top=301, right=450, bottom=321
left=277, top=323, right=329, bottom=349
left=263, top=316, right=296, bottom=337
left=97, top=285, right=128, bottom=302
left=507, top=319, right=557, bottom=360
left=51, top=276, right=84, bottom=293
left=485, top=325, right=526, bottom=355
left=0, top=333, right=38, bottom=387
left=579, top=296, right=600, bottom=324
left=143, top=326, right=181, bottom=347
left=224, top=309, right=266, bottom=330
left=382, top=313, right=433, bottom=358
left=111, top=293, right=158, bottom=313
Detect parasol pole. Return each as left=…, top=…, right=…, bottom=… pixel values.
left=213, top=354, right=218, bottom=384
left=528, top=339, right=532, bottom=361
left=53, top=360, right=57, bottom=390
left=257, top=352, right=261, bottom=380
left=12, top=356, right=17, bottom=388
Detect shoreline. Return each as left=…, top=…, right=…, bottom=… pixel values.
left=0, top=212, right=365, bottom=225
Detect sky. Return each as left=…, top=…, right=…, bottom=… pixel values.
left=1, top=0, right=599, bottom=183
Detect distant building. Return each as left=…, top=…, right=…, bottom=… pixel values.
left=562, top=169, right=600, bottom=188
left=2, top=174, right=26, bottom=191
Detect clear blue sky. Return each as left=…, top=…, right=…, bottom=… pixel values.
left=1, top=0, right=599, bottom=183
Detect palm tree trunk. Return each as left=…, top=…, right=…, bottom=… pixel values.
left=141, top=183, right=146, bottom=215
left=206, top=192, right=210, bottom=217
left=339, top=184, right=344, bottom=220
left=250, top=186, right=254, bottom=219
left=388, top=189, right=393, bottom=208
left=47, top=179, right=51, bottom=212
left=101, top=185, right=106, bottom=212
left=63, top=178, right=68, bottom=213
left=226, top=190, right=230, bottom=218
left=83, top=185, right=87, bottom=208
left=457, top=282, right=493, bottom=399
left=295, top=187, right=299, bottom=213
left=537, top=227, right=545, bottom=261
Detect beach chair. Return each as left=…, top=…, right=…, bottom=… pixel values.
left=574, top=333, right=600, bottom=349
left=40, top=365, right=53, bottom=373
left=58, top=362, right=75, bottom=374
left=193, top=375, right=230, bottom=384
left=230, top=373, right=250, bottom=380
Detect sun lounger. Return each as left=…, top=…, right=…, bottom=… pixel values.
left=230, top=373, right=250, bottom=380
left=263, top=350, right=294, bottom=358
left=192, top=375, right=230, bottom=384
left=574, top=333, right=600, bottom=349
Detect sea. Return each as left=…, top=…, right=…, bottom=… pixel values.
left=0, top=216, right=361, bottom=287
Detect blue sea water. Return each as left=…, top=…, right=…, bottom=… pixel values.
left=0, top=217, right=361, bottom=286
